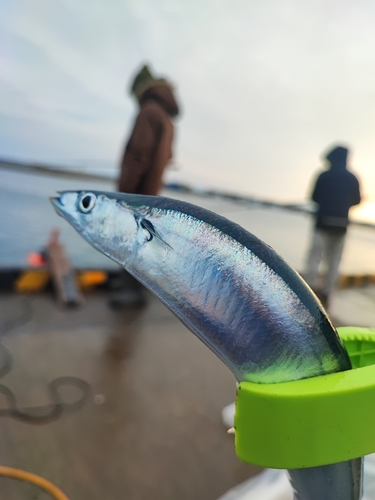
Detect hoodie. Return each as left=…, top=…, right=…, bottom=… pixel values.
left=118, top=83, right=179, bottom=195
left=311, top=147, right=361, bottom=233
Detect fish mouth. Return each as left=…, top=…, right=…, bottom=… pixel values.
left=49, top=196, right=64, bottom=217
left=48, top=193, right=66, bottom=218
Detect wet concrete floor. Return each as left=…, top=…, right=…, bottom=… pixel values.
left=0, top=292, right=259, bottom=500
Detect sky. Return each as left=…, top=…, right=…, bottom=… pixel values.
left=1, top=0, right=375, bottom=219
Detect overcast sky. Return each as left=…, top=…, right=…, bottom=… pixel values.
left=1, top=0, right=375, bottom=213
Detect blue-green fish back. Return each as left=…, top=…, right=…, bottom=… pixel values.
left=51, top=191, right=351, bottom=383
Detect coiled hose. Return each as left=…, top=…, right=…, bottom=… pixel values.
left=0, top=466, right=69, bottom=499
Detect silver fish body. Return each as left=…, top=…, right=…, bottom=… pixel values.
left=51, top=191, right=362, bottom=499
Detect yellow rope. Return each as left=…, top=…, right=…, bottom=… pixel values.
left=0, top=466, right=69, bottom=500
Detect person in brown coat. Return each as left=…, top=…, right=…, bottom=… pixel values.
left=110, top=65, right=180, bottom=308
left=118, top=64, right=179, bottom=196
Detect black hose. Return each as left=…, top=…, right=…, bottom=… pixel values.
left=0, top=298, right=91, bottom=424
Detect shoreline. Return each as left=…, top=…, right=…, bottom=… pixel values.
left=1, top=158, right=374, bottom=230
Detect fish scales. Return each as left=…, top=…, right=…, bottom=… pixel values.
left=51, top=191, right=362, bottom=500
left=131, top=203, right=348, bottom=383
left=53, top=191, right=350, bottom=383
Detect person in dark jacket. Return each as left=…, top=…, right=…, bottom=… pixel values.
left=110, top=64, right=180, bottom=308
left=304, top=145, right=361, bottom=307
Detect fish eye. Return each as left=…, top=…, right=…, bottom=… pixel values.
left=78, top=193, right=96, bottom=213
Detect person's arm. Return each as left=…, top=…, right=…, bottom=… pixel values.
left=351, top=177, right=361, bottom=207
left=311, top=174, right=323, bottom=204
left=118, top=109, right=160, bottom=192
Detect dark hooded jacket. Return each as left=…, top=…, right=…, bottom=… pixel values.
left=311, top=147, right=361, bottom=233
left=118, top=84, right=179, bottom=195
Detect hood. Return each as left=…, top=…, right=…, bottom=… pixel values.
left=140, top=84, right=180, bottom=117
left=326, top=146, right=348, bottom=169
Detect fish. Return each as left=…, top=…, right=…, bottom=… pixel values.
left=51, top=190, right=362, bottom=500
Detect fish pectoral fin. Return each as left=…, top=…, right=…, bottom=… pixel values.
left=140, top=219, right=173, bottom=250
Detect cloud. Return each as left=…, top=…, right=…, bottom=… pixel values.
left=2, top=0, right=375, bottom=200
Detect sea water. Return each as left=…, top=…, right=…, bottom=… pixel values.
left=1, top=167, right=375, bottom=275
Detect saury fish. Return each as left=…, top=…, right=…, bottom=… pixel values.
left=51, top=191, right=363, bottom=500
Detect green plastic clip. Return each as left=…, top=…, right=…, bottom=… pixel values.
left=234, top=326, right=375, bottom=469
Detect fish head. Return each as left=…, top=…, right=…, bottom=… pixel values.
left=50, top=190, right=152, bottom=265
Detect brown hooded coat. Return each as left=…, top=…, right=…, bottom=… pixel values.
left=118, top=85, right=179, bottom=195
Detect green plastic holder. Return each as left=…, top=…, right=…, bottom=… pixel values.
left=234, top=326, right=375, bottom=469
